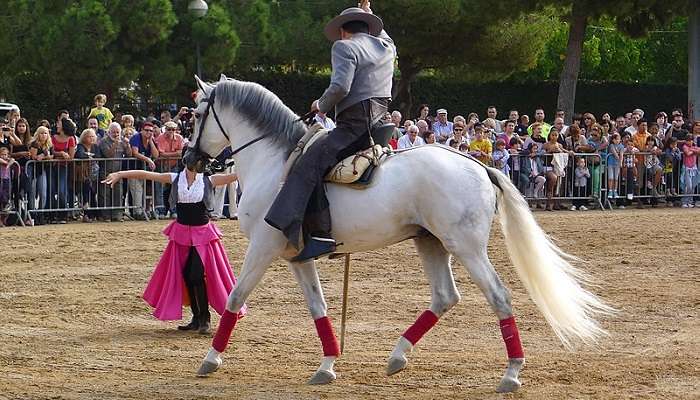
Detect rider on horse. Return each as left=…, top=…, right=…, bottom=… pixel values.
left=264, top=1, right=396, bottom=262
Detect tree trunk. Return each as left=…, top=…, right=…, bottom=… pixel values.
left=557, top=6, right=588, bottom=125
left=392, top=56, right=421, bottom=119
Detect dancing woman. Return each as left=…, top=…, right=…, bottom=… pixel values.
left=102, top=163, right=245, bottom=334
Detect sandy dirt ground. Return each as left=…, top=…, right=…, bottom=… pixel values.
left=0, top=208, right=698, bottom=399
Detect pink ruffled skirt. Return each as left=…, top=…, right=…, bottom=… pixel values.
left=142, top=221, right=246, bottom=321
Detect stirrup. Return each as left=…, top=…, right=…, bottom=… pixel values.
left=290, top=237, right=336, bottom=262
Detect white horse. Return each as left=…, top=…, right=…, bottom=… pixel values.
left=186, top=76, right=612, bottom=393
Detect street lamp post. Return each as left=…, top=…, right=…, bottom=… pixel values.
left=188, top=0, right=209, bottom=79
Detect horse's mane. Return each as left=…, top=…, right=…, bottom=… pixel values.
left=215, top=79, right=308, bottom=153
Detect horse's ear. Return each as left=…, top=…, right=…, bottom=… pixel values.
left=219, top=73, right=228, bottom=82
left=194, top=75, right=207, bottom=91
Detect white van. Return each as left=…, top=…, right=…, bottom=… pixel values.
left=0, top=102, right=20, bottom=119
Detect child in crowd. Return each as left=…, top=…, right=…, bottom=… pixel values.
left=508, top=137, right=522, bottom=187
left=88, top=94, right=114, bottom=133
left=681, top=136, right=699, bottom=207
left=519, top=143, right=546, bottom=207
left=620, top=133, right=638, bottom=207
left=643, top=137, right=663, bottom=198
left=458, top=143, right=469, bottom=153
left=469, top=125, right=492, bottom=165
left=572, top=157, right=590, bottom=211
left=492, top=139, right=510, bottom=176
left=102, top=161, right=246, bottom=333
left=606, top=133, right=623, bottom=199
left=0, top=145, right=16, bottom=214
left=663, top=137, right=682, bottom=197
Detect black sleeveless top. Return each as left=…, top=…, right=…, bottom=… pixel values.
left=176, top=202, right=209, bottom=226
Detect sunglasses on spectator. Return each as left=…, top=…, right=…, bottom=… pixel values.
left=142, top=129, right=154, bottom=132
left=453, top=128, right=464, bottom=132
left=166, top=128, right=176, bottom=131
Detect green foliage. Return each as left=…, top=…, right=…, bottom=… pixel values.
left=515, top=16, right=687, bottom=84
left=231, top=71, right=687, bottom=120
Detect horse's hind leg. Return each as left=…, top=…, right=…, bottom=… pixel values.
left=289, top=259, right=339, bottom=385
left=387, top=234, right=460, bottom=376
left=447, top=234, right=524, bottom=393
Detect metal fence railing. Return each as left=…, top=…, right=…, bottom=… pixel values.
left=507, top=152, right=605, bottom=210
left=9, top=156, right=238, bottom=225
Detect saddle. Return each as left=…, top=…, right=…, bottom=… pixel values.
left=283, top=122, right=395, bottom=186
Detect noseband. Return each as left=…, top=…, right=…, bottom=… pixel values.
left=191, top=82, right=268, bottom=163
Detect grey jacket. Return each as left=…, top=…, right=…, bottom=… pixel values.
left=318, top=30, right=396, bottom=115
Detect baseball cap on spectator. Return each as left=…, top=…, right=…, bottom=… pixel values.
left=437, top=109, right=447, bottom=115
left=141, top=121, right=155, bottom=131
left=164, top=121, right=178, bottom=130
left=474, top=122, right=484, bottom=129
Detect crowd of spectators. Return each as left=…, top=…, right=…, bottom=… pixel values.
left=0, top=94, right=699, bottom=227
left=0, top=94, right=216, bottom=227
left=385, top=105, right=700, bottom=211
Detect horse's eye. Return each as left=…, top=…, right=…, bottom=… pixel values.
left=194, top=113, right=201, bottom=119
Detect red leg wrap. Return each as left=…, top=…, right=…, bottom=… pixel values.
left=212, top=311, right=239, bottom=353
left=402, top=310, right=439, bottom=345
left=499, top=316, right=525, bottom=359
left=314, top=316, right=341, bottom=357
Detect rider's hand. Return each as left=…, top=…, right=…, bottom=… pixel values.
left=359, top=0, right=372, bottom=13
left=310, top=100, right=320, bottom=113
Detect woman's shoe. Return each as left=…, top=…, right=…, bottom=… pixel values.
left=177, top=318, right=199, bottom=331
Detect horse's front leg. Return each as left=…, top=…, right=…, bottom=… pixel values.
left=197, top=229, right=285, bottom=377
left=289, top=259, right=339, bottom=385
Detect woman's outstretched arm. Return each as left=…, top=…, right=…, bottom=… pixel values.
left=102, top=170, right=173, bottom=187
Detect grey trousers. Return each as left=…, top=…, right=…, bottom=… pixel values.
left=264, top=99, right=388, bottom=248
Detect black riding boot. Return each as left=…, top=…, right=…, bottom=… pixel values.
left=194, top=284, right=211, bottom=334
left=178, top=283, right=200, bottom=331
left=290, top=185, right=336, bottom=262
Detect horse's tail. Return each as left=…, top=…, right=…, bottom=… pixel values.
left=485, top=166, right=614, bottom=349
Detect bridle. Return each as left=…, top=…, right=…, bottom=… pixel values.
left=190, top=81, right=268, bottom=164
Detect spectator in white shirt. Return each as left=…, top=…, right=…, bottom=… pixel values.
left=432, top=109, right=453, bottom=143
left=314, top=112, right=336, bottom=130
left=397, top=125, right=425, bottom=149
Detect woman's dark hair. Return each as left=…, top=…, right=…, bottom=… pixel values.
left=421, top=130, right=434, bottom=141
left=15, top=117, right=32, bottom=145
left=61, top=118, right=76, bottom=136
left=341, top=20, right=369, bottom=34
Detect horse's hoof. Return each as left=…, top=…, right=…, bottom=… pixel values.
left=308, top=369, right=336, bottom=385
left=496, top=376, right=522, bottom=393
left=196, top=358, right=221, bottom=377
left=386, top=355, right=407, bottom=376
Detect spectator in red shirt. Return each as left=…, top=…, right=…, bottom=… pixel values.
left=157, top=121, right=185, bottom=216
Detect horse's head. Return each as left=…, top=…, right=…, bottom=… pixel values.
left=183, top=75, right=231, bottom=173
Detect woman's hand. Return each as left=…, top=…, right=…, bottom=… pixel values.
left=101, top=172, right=122, bottom=187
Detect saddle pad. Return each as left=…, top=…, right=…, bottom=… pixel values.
left=325, top=144, right=383, bottom=184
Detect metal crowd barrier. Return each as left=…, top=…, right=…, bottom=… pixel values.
left=15, top=156, right=239, bottom=225
left=507, top=152, right=604, bottom=209
left=23, top=157, right=157, bottom=224
left=0, top=162, right=26, bottom=226
left=602, top=150, right=700, bottom=209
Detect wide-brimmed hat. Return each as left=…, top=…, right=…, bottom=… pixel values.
left=323, top=7, right=383, bottom=41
